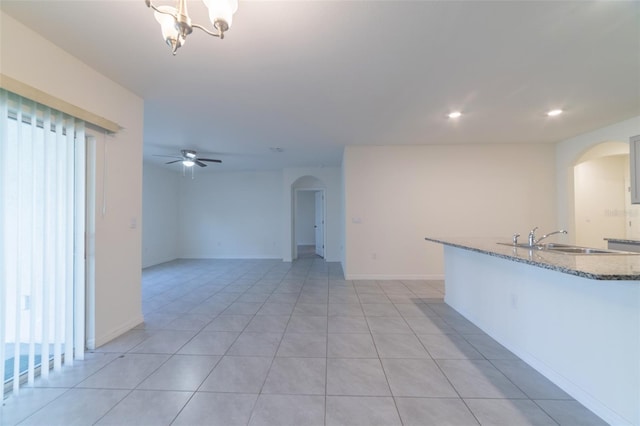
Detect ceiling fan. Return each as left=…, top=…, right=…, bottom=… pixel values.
left=155, top=149, right=222, bottom=167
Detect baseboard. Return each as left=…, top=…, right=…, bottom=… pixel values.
left=344, top=274, right=445, bottom=280
left=177, top=255, right=343, bottom=262
left=94, top=314, right=144, bottom=349
left=180, top=255, right=282, bottom=260
left=142, top=256, right=179, bottom=269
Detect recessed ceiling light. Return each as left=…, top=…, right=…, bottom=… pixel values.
left=448, top=111, right=462, bottom=119
left=547, top=109, right=563, bottom=117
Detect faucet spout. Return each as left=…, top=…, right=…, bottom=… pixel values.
left=534, top=229, right=568, bottom=245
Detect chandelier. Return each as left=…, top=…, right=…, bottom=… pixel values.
left=145, top=0, right=238, bottom=55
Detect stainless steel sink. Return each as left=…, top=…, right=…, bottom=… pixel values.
left=540, top=243, right=636, bottom=254
left=544, top=247, right=613, bottom=254
left=539, top=243, right=573, bottom=249
left=496, top=242, right=544, bottom=249
left=497, top=242, right=636, bottom=255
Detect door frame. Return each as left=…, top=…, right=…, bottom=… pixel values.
left=314, top=190, right=325, bottom=258
left=293, top=188, right=326, bottom=260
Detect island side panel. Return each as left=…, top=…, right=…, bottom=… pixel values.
left=443, top=245, right=640, bottom=426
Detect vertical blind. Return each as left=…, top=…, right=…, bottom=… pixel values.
left=0, top=89, right=86, bottom=398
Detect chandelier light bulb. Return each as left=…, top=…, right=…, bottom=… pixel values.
left=204, top=0, right=238, bottom=33
left=154, top=6, right=180, bottom=45
left=146, top=0, right=238, bottom=54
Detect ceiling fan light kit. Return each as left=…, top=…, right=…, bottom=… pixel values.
left=145, top=0, right=238, bottom=55
left=153, top=149, right=222, bottom=178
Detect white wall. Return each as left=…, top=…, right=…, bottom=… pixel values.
left=295, top=191, right=316, bottom=245
left=142, top=163, right=180, bottom=267
left=1, top=12, right=144, bottom=347
left=343, top=144, right=557, bottom=279
left=556, top=115, right=640, bottom=242
left=283, top=167, right=343, bottom=262
left=574, top=155, right=626, bottom=248
left=178, top=170, right=283, bottom=258
left=140, top=167, right=343, bottom=263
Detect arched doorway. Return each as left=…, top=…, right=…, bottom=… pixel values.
left=573, top=141, right=634, bottom=247
left=291, top=176, right=326, bottom=260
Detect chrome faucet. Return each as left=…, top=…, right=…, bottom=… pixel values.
left=528, top=227, right=567, bottom=246
left=527, top=227, right=539, bottom=246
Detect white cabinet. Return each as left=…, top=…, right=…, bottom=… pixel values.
left=630, top=135, right=640, bottom=204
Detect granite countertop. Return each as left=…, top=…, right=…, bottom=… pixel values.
left=425, top=237, right=640, bottom=281
left=604, top=237, right=640, bottom=245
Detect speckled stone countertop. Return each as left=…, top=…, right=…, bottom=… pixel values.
left=604, top=238, right=640, bottom=245
left=425, top=237, right=640, bottom=281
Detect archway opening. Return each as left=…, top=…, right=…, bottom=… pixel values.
left=291, top=176, right=326, bottom=260
left=573, top=141, right=636, bottom=247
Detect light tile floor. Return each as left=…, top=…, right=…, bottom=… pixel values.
left=2, top=258, right=607, bottom=425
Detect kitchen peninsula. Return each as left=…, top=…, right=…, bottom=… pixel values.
left=425, top=237, right=640, bottom=426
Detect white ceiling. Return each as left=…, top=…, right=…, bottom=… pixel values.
left=2, top=0, right=639, bottom=171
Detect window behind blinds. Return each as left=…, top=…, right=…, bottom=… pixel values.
left=0, top=88, right=86, bottom=397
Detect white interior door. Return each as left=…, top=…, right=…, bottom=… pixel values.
left=314, top=191, right=324, bottom=258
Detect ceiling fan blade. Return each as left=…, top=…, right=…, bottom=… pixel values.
left=195, top=160, right=207, bottom=167
left=154, top=154, right=182, bottom=159
left=165, top=160, right=182, bottom=164
left=198, top=158, right=222, bottom=163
